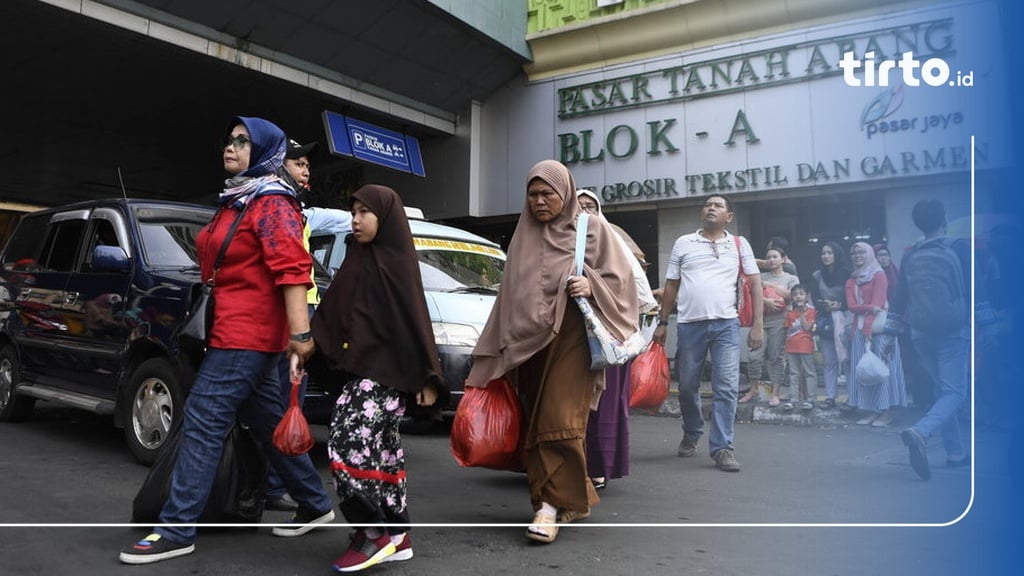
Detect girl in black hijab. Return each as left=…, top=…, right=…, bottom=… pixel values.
left=810, top=240, right=852, bottom=409
left=311, top=185, right=443, bottom=571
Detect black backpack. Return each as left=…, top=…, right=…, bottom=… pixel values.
left=903, top=237, right=967, bottom=334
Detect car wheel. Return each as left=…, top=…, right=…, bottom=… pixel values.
left=0, top=345, right=35, bottom=422
left=124, top=358, right=182, bottom=465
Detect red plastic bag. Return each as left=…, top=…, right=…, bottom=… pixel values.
left=629, top=342, right=670, bottom=410
left=273, top=372, right=314, bottom=456
left=450, top=377, right=524, bottom=471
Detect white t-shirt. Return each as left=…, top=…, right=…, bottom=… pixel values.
left=665, top=230, right=759, bottom=323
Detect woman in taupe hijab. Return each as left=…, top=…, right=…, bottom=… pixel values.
left=466, top=160, right=638, bottom=544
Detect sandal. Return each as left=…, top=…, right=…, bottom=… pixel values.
left=871, top=414, right=894, bottom=427
left=768, top=396, right=781, bottom=407
left=526, top=512, right=558, bottom=543
left=738, top=390, right=759, bottom=403
left=590, top=477, right=607, bottom=490
left=856, top=415, right=876, bottom=425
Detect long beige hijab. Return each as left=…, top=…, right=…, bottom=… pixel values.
left=466, top=160, right=638, bottom=387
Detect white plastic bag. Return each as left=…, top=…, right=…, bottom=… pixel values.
left=855, top=341, right=889, bottom=387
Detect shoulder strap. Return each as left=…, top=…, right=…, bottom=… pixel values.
left=210, top=202, right=252, bottom=284
left=574, top=213, right=589, bottom=276
left=733, top=235, right=743, bottom=279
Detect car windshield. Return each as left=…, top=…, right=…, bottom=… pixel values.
left=415, top=244, right=504, bottom=292
left=133, top=205, right=214, bottom=268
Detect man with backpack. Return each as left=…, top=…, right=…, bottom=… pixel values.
left=886, top=199, right=971, bottom=480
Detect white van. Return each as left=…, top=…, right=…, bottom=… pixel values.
left=303, top=207, right=505, bottom=426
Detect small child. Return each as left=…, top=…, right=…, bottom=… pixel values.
left=783, top=285, right=818, bottom=411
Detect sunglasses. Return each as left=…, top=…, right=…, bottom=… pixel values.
left=223, top=134, right=251, bottom=149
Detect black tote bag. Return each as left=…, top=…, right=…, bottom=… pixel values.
left=131, top=418, right=268, bottom=524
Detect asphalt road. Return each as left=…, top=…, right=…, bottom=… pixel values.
left=0, top=403, right=1011, bottom=575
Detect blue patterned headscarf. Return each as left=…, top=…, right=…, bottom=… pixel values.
left=219, top=116, right=294, bottom=207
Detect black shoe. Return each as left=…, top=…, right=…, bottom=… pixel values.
left=265, top=493, right=299, bottom=511
left=272, top=507, right=335, bottom=537
left=590, top=477, right=607, bottom=490
left=119, top=533, right=195, bottom=565
left=901, top=428, right=931, bottom=480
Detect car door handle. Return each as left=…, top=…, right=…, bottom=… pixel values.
left=64, top=291, right=79, bottom=306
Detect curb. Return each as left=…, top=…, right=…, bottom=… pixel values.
left=633, top=381, right=848, bottom=427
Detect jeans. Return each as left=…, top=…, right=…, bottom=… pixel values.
left=820, top=333, right=839, bottom=401
left=156, top=348, right=332, bottom=544
left=266, top=304, right=315, bottom=499
left=910, top=335, right=969, bottom=458
left=675, top=319, right=740, bottom=457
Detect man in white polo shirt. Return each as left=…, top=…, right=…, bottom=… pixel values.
left=652, top=194, right=764, bottom=472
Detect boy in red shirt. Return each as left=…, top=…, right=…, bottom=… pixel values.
left=783, top=285, right=817, bottom=411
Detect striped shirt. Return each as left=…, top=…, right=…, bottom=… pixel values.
left=665, top=230, right=759, bottom=323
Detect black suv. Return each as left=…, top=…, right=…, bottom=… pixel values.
left=0, top=199, right=215, bottom=464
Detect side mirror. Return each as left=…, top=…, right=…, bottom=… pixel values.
left=92, top=245, right=130, bottom=272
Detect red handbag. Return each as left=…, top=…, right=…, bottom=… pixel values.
left=273, top=372, right=314, bottom=456
left=450, top=377, right=524, bottom=471
left=734, top=236, right=754, bottom=327
left=629, top=342, right=670, bottom=410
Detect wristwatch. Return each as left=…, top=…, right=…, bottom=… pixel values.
left=289, top=331, right=313, bottom=343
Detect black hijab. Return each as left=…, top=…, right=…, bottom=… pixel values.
left=311, top=185, right=443, bottom=396
left=818, top=240, right=852, bottom=287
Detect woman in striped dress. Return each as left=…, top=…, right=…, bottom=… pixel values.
left=844, top=242, right=905, bottom=427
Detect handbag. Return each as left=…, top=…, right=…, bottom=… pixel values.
left=573, top=213, right=647, bottom=370
left=273, top=371, right=315, bottom=455
left=629, top=342, right=671, bottom=410
left=813, top=310, right=834, bottom=334
left=733, top=236, right=753, bottom=327
left=854, top=284, right=888, bottom=335
left=176, top=204, right=251, bottom=364
left=131, top=418, right=268, bottom=524
left=450, top=377, right=524, bottom=472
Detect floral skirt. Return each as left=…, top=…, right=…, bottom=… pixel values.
left=328, top=377, right=409, bottom=527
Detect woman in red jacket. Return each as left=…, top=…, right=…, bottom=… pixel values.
left=844, top=242, right=906, bottom=427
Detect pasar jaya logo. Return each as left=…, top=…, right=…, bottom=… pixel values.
left=859, top=80, right=964, bottom=139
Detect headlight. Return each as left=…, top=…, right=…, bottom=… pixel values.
left=432, top=322, right=479, bottom=347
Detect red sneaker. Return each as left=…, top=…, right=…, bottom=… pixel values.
left=332, top=531, right=396, bottom=573
left=382, top=532, right=413, bottom=563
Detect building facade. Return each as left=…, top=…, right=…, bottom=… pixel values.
left=473, top=0, right=1010, bottom=285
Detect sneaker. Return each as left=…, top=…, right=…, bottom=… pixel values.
left=800, top=401, right=814, bottom=411
left=780, top=402, right=794, bottom=411
left=712, top=448, right=741, bottom=472
left=822, top=398, right=836, bottom=410
left=119, top=533, right=195, bottom=565
left=332, top=531, right=396, bottom=572
left=901, top=428, right=931, bottom=481
left=272, top=507, right=336, bottom=537
left=265, top=492, right=299, bottom=511
left=677, top=436, right=698, bottom=458
left=382, top=532, right=413, bottom=563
